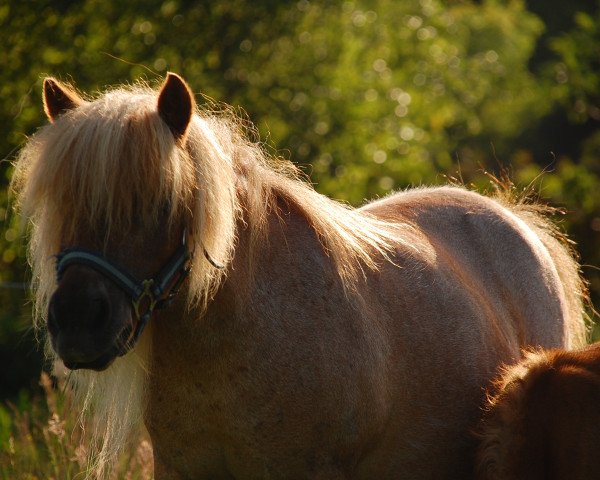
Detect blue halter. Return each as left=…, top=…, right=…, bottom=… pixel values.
left=54, top=230, right=197, bottom=356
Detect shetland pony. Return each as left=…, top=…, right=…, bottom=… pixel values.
left=477, top=343, right=600, bottom=480
left=12, top=73, right=587, bottom=479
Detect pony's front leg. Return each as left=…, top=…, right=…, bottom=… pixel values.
left=152, top=448, right=237, bottom=480
left=153, top=454, right=187, bottom=480
left=153, top=447, right=350, bottom=480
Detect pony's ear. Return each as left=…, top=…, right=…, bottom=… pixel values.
left=43, top=77, right=83, bottom=122
left=157, top=72, right=194, bottom=141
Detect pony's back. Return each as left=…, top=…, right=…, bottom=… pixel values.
left=477, top=343, right=600, bottom=479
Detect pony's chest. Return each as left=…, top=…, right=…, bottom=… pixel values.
left=144, top=334, right=384, bottom=478
left=145, top=383, right=316, bottom=479
left=146, top=371, right=237, bottom=478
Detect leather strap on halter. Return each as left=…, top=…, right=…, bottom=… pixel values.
left=55, top=229, right=195, bottom=356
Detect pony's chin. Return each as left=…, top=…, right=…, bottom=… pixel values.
left=63, top=353, right=116, bottom=371
left=59, top=326, right=132, bottom=372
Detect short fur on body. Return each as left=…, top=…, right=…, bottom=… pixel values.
left=12, top=73, right=587, bottom=479
left=476, top=343, right=600, bottom=480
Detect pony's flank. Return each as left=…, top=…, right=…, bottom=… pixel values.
left=491, top=186, right=589, bottom=349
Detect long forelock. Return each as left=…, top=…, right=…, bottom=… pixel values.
left=13, top=86, right=200, bottom=321
left=19, top=86, right=195, bottom=245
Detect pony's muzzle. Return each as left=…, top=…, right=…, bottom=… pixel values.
left=47, top=266, right=133, bottom=370
left=48, top=295, right=108, bottom=336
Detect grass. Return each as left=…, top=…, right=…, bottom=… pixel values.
left=0, top=372, right=153, bottom=480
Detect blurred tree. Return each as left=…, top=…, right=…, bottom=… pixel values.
left=513, top=1, right=600, bottom=317
left=1, top=0, right=599, bottom=395
left=230, top=0, right=549, bottom=201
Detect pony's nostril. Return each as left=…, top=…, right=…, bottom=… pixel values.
left=90, top=297, right=110, bottom=329
left=47, top=291, right=111, bottom=334
left=47, top=298, right=61, bottom=335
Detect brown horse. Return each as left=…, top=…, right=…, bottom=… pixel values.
left=12, top=72, right=587, bottom=479
left=477, top=342, right=600, bottom=480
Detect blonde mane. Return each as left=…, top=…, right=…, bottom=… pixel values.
left=12, top=81, right=402, bottom=477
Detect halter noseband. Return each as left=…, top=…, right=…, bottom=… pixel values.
left=55, top=229, right=194, bottom=356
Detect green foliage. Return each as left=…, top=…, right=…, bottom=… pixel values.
left=549, top=8, right=600, bottom=123
left=0, top=373, right=152, bottom=479
left=230, top=0, right=549, bottom=201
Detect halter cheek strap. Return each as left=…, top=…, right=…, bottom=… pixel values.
left=55, top=230, right=195, bottom=356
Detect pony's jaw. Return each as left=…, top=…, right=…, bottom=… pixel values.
left=47, top=267, right=133, bottom=371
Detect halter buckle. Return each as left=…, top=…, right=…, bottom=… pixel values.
left=132, top=279, right=158, bottom=320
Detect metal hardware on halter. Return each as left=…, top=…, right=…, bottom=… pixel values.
left=204, top=248, right=225, bottom=269
left=128, top=279, right=159, bottom=350
left=55, top=228, right=195, bottom=356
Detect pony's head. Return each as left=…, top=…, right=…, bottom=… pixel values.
left=13, top=73, right=239, bottom=371
left=40, top=74, right=196, bottom=371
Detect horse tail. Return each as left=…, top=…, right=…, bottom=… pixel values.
left=501, top=195, right=589, bottom=349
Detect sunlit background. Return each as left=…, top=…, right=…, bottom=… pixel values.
left=1, top=0, right=599, bottom=476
